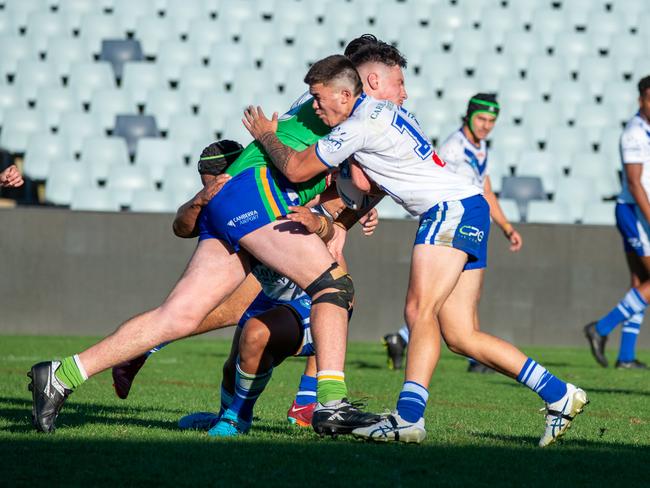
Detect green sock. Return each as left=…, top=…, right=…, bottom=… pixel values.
left=55, top=355, right=87, bottom=390
left=316, top=370, right=348, bottom=404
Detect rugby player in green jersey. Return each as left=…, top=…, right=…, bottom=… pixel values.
left=28, top=37, right=409, bottom=437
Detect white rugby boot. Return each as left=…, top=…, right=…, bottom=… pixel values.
left=352, top=411, right=426, bottom=444
left=539, top=383, right=589, bottom=447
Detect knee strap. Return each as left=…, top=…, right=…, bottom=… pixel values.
left=305, top=263, right=354, bottom=311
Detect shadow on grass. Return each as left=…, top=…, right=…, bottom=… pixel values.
left=579, top=387, right=650, bottom=398
left=1, top=434, right=648, bottom=487
left=0, top=396, right=187, bottom=434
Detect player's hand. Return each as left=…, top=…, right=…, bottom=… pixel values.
left=194, top=174, right=231, bottom=207
left=286, top=205, right=322, bottom=234
left=327, top=223, right=347, bottom=262
left=506, top=228, right=523, bottom=252
left=359, top=207, right=378, bottom=236
left=243, top=105, right=278, bottom=140
left=0, top=165, right=24, bottom=188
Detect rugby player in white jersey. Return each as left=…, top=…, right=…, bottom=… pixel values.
left=243, top=55, right=587, bottom=447
left=584, top=75, right=650, bottom=369
left=383, top=94, right=523, bottom=373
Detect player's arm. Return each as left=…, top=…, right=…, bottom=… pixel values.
left=172, top=174, right=231, bottom=238
left=482, top=175, right=522, bottom=252
left=242, top=106, right=325, bottom=182
left=626, top=163, right=650, bottom=223
left=243, top=105, right=363, bottom=183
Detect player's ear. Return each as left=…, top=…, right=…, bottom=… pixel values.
left=340, top=86, right=353, bottom=104
left=367, top=72, right=379, bottom=91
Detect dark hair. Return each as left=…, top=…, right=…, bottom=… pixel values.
left=349, top=42, right=407, bottom=69
left=304, top=55, right=363, bottom=96
left=343, top=34, right=378, bottom=58
left=197, top=139, right=243, bottom=176
left=639, top=76, right=650, bottom=97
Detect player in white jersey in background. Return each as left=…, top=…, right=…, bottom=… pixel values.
left=383, top=94, right=523, bottom=373
left=242, top=55, right=587, bottom=447
left=584, top=76, right=650, bottom=370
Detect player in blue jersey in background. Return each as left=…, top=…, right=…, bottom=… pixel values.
left=585, top=76, right=650, bottom=370
left=383, top=94, right=523, bottom=373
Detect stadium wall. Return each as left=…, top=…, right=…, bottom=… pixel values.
left=1, top=207, right=645, bottom=348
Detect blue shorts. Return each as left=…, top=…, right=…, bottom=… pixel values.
left=198, top=167, right=300, bottom=251
left=414, top=194, right=490, bottom=271
left=616, top=202, right=650, bottom=256
left=237, top=291, right=314, bottom=357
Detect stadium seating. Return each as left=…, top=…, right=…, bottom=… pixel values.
left=500, top=176, right=546, bottom=222
left=80, top=136, right=129, bottom=181
left=70, top=186, right=121, bottom=212
left=44, top=161, right=92, bottom=206
left=527, top=200, right=572, bottom=225
left=22, top=134, right=72, bottom=181
left=113, top=114, right=159, bottom=156
left=582, top=201, right=617, bottom=225
left=99, top=40, right=144, bottom=79
left=0, top=0, right=643, bottom=223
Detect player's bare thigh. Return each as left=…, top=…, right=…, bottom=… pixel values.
left=438, top=268, right=483, bottom=340
left=158, top=238, right=249, bottom=330
left=239, top=219, right=338, bottom=290
left=405, top=244, right=468, bottom=317
left=195, top=275, right=261, bottom=335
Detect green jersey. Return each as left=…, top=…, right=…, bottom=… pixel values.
left=226, top=99, right=331, bottom=205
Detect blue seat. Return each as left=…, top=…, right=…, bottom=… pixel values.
left=99, top=39, right=144, bottom=79
left=113, top=114, right=159, bottom=156
left=500, top=176, right=547, bottom=222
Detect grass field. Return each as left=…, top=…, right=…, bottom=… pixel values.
left=2, top=336, right=649, bottom=487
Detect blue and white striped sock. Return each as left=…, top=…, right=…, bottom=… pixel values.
left=228, top=360, right=273, bottom=423
left=517, top=358, right=567, bottom=404
left=618, top=312, right=643, bottom=362
left=398, top=325, right=410, bottom=344
left=294, top=374, right=317, bottom=406
left=596, top=288, right=647, bottom=336
left=396, top=381, right=428, bottom=422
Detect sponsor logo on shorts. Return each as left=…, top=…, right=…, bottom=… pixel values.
left=230, top=210, right=259, bottom=227
left=458, top=225, right=484, bottom=243
left=299, top=297, right=312, bottom=309
left=628, top=237, right=643, bottom=249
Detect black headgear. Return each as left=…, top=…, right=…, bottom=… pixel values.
left=464, top=93, right=500, bottom=136
left=197, top=139, right=244, bottom=176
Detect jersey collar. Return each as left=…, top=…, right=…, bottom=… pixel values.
left=350, top=92, right=367, bottom=116
left=458, top=126, right=482, bottom=149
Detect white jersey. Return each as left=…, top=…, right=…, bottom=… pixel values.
left=315, top=94, right=480, bottom=216
left=438, top=128, right=488, bottom=192
left=618, top=113, right=650, bottom=204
